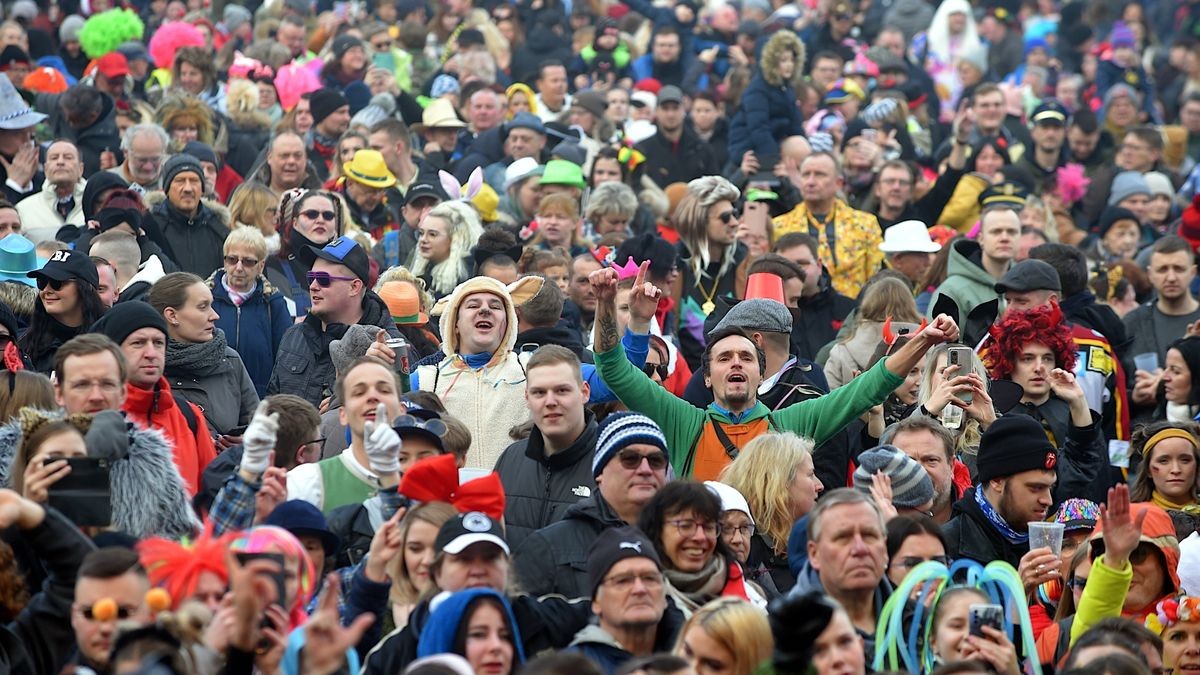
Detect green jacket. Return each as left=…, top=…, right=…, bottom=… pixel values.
left=594, top=342, right=904, bottom=475
left=925, top=239, right=1003, bottom=326
left=1068, top=555, right=1132, bottom=645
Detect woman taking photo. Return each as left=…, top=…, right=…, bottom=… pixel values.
left=208, top=228, right=293, bottom=398
left=269, top=189, right=346, bottom=317
left=1129, top=421, right=1200, bottom=513
left=148, top=272, right=259, bottom=443
left=914, top=342, right=996, bottom=465
left=718, top=432, right=823, bottom=596
left=19, top=250, right=105, bottom=374
left=638, top=480, right=768, bottom=616
left=674, top=597, right=773, bottom=675
left=411, top=201, right=483, bottom=300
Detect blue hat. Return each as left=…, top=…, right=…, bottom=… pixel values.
left=0, top=234, right=40, bottom=287
left=505, top=112, right=545, bottom=137
left=592, top=412, right=668, bottom=477
left=310, top=236, right=370, bottom=284
left=264, top=500, right=341, bottom=556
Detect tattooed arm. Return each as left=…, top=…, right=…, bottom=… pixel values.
left=591, top=265, right=623, bottom=354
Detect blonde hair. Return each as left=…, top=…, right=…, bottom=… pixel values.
left=918, top=343, right=988, bottom=455
left=387, top=502, right=458, bottom=607
left=228, top=182, right=279, bottom=239
left=375, top=266, right=435, bottom=314
left=674, top=597, right=773, bottom=675
left=673, top=176, right=740, bottom=280
left=410, top=201, right=483, bottom=298
left=719, top=432, right=814, bottom=555
left=223, top=226, right=268, bottom=261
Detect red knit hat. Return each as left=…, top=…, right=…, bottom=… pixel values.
left=1180, top=194, right=1200, bottom=253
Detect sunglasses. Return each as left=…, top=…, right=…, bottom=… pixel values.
left=77, top=603, right=138, bottom=621
left=393, top=414, right=448, bottom=436
left=224, top=255, right=261, bottom=268
left=617, top=448, right=668, bottom=471
left=306, top=271, right=358, bottom=287
left=372, top=39, right=393, bottom=49
left=641, top=363, right=669, bottom=379
left=1129, top=542, right=1157, bottom=565
left=718, top=210, right=737, bottom=224
left=301, top=209, right=337, bottom=222
left=36, top=277, right=70, bottom=291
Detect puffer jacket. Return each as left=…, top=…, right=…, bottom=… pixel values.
left=925, top=239, right=1002, bottom=328
left=495, top=413, right=600, bottom=551
left=165, top=342, right=260, bottom=436
left=727, top=32, right=805, bottom=161
left=208, top=270, right=294, bottom=397
left=268, top=291, right=401, bottom=406
left=513, top=493, right=627, bottom=599
left=145, top=192, right=232, bottom=277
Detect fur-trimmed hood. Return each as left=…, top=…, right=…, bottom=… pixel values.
left=0, top=411, right=198, bottom=540
left=205, top=268, right=283, bottom=299
left=144, top=190, right=232, bottom=228
left=760, top=30, right=805, bottom=87
left=433, top=276, right=543, bottom=360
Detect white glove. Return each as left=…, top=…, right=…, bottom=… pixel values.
left=364, top=403, right=401, bottom=475
left=239, top=400, right=279, bottom=476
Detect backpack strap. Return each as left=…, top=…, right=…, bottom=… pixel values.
left=710, top=416, right=741, bottom=462
left=173, top=393, right=199, bottom=437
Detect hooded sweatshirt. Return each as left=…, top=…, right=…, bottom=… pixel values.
left=417, top=589, right=526, bottom=663
left=925, top=239, right=1004, bottom=328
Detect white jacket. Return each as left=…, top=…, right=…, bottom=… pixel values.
left=16, top=179, right=85, bottom=243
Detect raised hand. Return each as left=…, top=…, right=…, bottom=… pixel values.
left=253, top=465, right=288, bottom=525
left=1047, top=368, right=1085, bottom=405
left=303, top=573, right=375, bottom=675
left=961, top=373, right=997, bottom=428
left=363, top=403, right=401, bottom=476
left=923, top=315, right=960, bottom=345
left=868, top=471, right=898, bottom=521
left=588, top=266, right=620, bottom=303
left=22, top=456, right=70, bottom=504
left=628, top=260, right=663, bottom=326
left=365, top=508, right=407, bottom=582
left=1100, top=483, right=1147, bottom=568
left=241, top=400, right=280, bottom=477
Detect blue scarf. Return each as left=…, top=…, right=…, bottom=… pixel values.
left=974, top=486, right=1028, bottom=545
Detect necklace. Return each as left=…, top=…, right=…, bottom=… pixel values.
left=698, top=272, right=720, bottom=315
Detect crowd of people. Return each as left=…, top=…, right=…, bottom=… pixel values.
left=0, top=0, right=1198, bottom=672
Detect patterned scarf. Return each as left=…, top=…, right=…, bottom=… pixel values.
left=974, top=485, right=1028, bottom=545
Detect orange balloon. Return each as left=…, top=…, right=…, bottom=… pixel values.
left=146, top=588, right=171, bottom=613
left=91, top=597, right=118, bottom=622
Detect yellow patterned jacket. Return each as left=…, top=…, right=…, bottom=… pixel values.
left=772, top=198, right=884, bottom=297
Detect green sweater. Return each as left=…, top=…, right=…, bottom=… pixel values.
left=594, top=342, right=904, bottom=475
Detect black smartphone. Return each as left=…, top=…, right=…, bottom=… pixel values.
left=224, top=425, right=249, bottom=437
left=947, top=346, right=974, bottom=404
left=968, top=603, right=1003, bottom=638
left=234, top=552, right=287, bottom=611
left=45, top=457, right=112, bottom=527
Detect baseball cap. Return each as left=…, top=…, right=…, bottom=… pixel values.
left=403, top=181, right=446, bottom=206
left=310, top=237, right=370, bottom=283
left=29, top=249, right=99, bottom=288
left=657, top=85, right=684, bottom=105
left=435, top=512, right=510, bottom=555
left=630, top=90, right=656, bottom=109
left=94, top=52, right=129, bottom=79
left=994, top=259, right=1061, bottom=294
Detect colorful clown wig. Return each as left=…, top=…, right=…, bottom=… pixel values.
left=79, top=8, right=145, bottom=59
left=148, top=21, right=205, bottom=70
left=137, top=523, right=235, bottom=610
left=875, top=559, right=1040, bottom=675
left=983, top=303, right=1077, bottom=381
left=228, top=526, right=316, bottom=631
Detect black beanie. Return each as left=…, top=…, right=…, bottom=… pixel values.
left=162, top=154, right=205, bottom=195
left=586, top=525, right=661, bottom=597
left=90, top=300, right=168, bottom=347
left=82, top=172, right=129, bottom=221
left=976, top=415, right=1058, bottom=484
left=1097, top=206, right=1139, bottom=237
left=310, top=88, right=349, bottom=126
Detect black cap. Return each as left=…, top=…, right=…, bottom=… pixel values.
left=587, top=525, right=662, bottom=596
left=29, top=249, right=99, bottom=288
left=435, top=512, right=509, bottom=555
left=978, top=181, right=1028, bottom=208
left=402, top=181, right=447, bottom=206
left=994, top=259, right=1061, bottom=294
left=310, top=236, right=370, bottom=283
left=1030, top=99, right=1068, bottom=126
left=1098, top=205, right=1140, bottom=237
left=90, top=300, right=168, bottom=346
left=391, top=412, right=447, bottom=452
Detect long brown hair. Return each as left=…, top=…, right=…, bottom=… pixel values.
left=1130, top=421, right=1200, bottom=503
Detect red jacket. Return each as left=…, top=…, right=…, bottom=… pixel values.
left=123, top=378, right=217, bottom=495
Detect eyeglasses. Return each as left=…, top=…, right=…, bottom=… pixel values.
left=641, top=363, right=669, bottom=379
left=890, top=555, right=950, bottom=570
left=306, top=271, right=358, bottom=287
left=617, top=448, right=668, bottom=471
left=305, top=437, right=326, bottom=447
left=721, top=521, right=755, bottom=539
left=76, top=603, right=139, bottom=621
left=372, top=39, right=393, bottom=49
left=1069, top=575, right=1088, bottom=591
left=603, top=571, right=663, bottom=591
left=36, top=277, right=70, bottom=291
left=718, top=210, right=737, bottom=224
left=224, top=255, right=261, bottom=268
left=301, top=209, right=337, bottom=222
left=667, top=518, right=719, bottom=539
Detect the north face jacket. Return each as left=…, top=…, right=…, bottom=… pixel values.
left=513, top=493, right=627, bottom=599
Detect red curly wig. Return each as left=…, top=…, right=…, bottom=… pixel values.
left=137, top=523, right=234, bottom=610
left=984, top=303, right=1077, bottom=380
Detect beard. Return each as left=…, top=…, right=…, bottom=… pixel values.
left=996, top=486, right=1028, bottom=532
left=724, top=388, right=751, bottom=407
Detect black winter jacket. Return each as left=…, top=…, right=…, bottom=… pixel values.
left=1005, top=403, right=1112, bottom=505
left=267, top=291, right=401, bottom=406
left=149, top=198, right=232, bottom=277
left=495, top=413, right=599, bottom=551
left=513, top=493, right=626, bottom=599
left=635, top=126, right=721, bottom=189
left=36, top=91, right=121, bottom=176
left=942, top=487, right=1030, bottom=568
left=793, top=282, right=857, bottom=362
left=363, top=592, right=589, bottom=674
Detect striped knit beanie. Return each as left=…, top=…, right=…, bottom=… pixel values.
left=852, top=444, right=934, bottom=509
left=592, top=412, right=668, bottom=478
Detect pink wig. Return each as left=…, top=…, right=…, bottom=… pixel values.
left=148, top=21, right=205, bottom=69
left=274, top=61, right=322, bottom=111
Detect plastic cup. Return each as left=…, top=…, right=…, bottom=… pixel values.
left=1028, top=522, right=1065, bottom=556
left=1134, top=352, right=1160, bottom=373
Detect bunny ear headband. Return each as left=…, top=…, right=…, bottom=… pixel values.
left=439, top=167, right=484, bottom=203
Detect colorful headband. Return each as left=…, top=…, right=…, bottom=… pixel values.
left=882, top=316, right=928, bottom=346
left=1143, top=428, right=1200, bottom=456
left=1146, top=595, right=1200, bottom=635
left=617, top=146, right=645, bottom=172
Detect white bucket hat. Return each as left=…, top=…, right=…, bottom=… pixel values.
left=879, top=219, right=941, bottom=254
